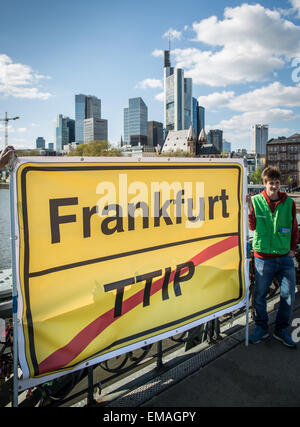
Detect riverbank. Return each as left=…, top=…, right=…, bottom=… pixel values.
left=0, top=183, right=9, bottom=189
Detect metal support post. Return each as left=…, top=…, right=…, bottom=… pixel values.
left=245, top=278, right=250, bottom=346
left=86, top=366, right=96, bottom=406
left=10, top=169, right=18, bottom=407
left=244, top=157, right=250, bottom=347
left=156, top=341, right=163, bottom=369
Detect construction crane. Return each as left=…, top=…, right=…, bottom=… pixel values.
left=0, top=112, right=20, bottom=146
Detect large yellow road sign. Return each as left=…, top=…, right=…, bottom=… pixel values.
left=12, top=158, right=248, bottom=381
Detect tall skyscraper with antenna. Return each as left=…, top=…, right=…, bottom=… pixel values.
left=163, top=44, right=192, bottom=133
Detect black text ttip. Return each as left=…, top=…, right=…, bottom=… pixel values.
left=103, top=262, right=195, bottom=318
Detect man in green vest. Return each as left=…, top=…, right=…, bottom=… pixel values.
left=248, top=166, right=298, bottom=348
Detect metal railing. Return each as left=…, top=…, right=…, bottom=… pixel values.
left=1, top=242, right=300, bottom=407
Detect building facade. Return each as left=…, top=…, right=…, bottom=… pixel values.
left=75, top=94, right=101, bottom=143
left=162, top=124, right=197, bottom=155
left=55, top=115, right=75, bottom=151
left=207, top=129, right=223, bottom=153
left=251, top=124, right=269, bottom=155
left=84, top=118, right=108, bottom=143
left=123, top=107, right=129, bottom=145
left=147, top=121, right=163, bottom=147
left=192, top=98, right=205, bottom=137
left=123, top=97, right=148, bottom=145
left=266, top=133, right=300, bottom=185
left=36, top=137, right=45, bottom=149
left=223, top=140, right=231, bottom=154
left=197, top=105, right=205, bottom=135
left=164, top=50, right=192, bottom=133
left=86, top=96, right=101, bottom=120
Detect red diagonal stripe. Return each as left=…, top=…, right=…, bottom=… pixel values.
left=38, top=235, right=238, bottom=374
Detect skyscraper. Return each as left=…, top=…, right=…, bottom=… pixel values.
left=75, top=94, right=86, bottom=144
left=147, top=121, right=163, bottom=147
left=192, top=98, right=205, bottom=137
left=197, top=105, right=205, bottom=134
left=75, top=94, right=101, bottom=143
left=86, top=96, right=101, bottom=119
left=251, top=124, right=269, bottom=155
left=124, top=107, right=129, bottom=144
left=55, top=114, right=75, bottom=151
left=123, top=97, right=148, bottom=145
left=84, top=118, right=108, bottom=143
left=208, top=129, right=223, bottom=153
left=36, top=137, right=45, bottom=149
left=163, top=50, right=192, bottom=132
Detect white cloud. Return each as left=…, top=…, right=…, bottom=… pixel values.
left=269, top=127, right=293, bottom=136
left=211, top=108, right=299, bottom=131
left=155, top=92, right=164, bottom=102
left=0, top=54, right=52, bottom=99
left=152, top=49, right=163, bottom=57
left=197, top=82, right=300, bottom=112
left=135, top=78, right=162, bottom=89
left=172, top=46, right=284, bottom=87
left=163, top=28, right=182, bottom=41
left=290, top=0, right=300, bottom=18
left=197, top=91, right=235, bottom=109
left=192, top=4, right=300, bottom=56
left=34, top=73, right=51, bottom=80
left=165, top=4, right=300, bottom=86
left=228, top=82, right=300, bottom=111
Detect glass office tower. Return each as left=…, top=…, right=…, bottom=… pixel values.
left=192, top=98, right=205, bottom=138
left=75, top=94, right=101, bottom=143
left=251, top=124, right=269, bottom=155
left=84, top=118, right=108, bottom=143
left=55, top=115, right=75, bottom=151
left=36, top=137, right=45, bottom=149
left=123, top=107, right=129, bottom=144
left=197, top=105, right=205, bottom=135
left=123, top=97, right=148, bottom=145
left=75, top=94, right=86, bottom=144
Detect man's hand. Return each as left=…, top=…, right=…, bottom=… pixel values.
left=0, top=146, right=16, bottom=170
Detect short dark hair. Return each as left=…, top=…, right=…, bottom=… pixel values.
left=262, top=166, right=281, bottom=182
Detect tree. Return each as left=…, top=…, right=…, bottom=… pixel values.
left=159, top=149, right=195, bottom=158
left=249, top=167, right=262, bottom=184
left=285, top=176, right=293, bottom=187
left=16, top=149, right=41, bottom=156
left=68, top=140, right=121, bottom=157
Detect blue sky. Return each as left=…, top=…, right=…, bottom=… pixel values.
left=1, top=0, right=300, bottom=151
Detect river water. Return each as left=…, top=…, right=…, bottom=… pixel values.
left=0, top=189, right=11, bottom=269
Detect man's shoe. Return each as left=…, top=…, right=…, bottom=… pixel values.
left=273, top=329, right=297, bottom=348
left=249, top=326, right=269, bottom=344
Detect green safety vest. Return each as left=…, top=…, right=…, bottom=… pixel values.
left=252, top=193, right=293, bottom=255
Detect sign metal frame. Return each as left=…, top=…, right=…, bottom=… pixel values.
left=10, top=156, right=249, bottom=393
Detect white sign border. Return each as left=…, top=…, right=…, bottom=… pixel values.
left=10, top=156, right=249, bottom=392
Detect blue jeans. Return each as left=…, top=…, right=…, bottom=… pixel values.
left=254, top=256, right=296, bottom=331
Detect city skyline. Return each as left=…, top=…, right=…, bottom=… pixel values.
left=1, top=0, right=300, bottom=152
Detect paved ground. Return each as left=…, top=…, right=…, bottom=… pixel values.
left=142, top=304, right=300, bottom=407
